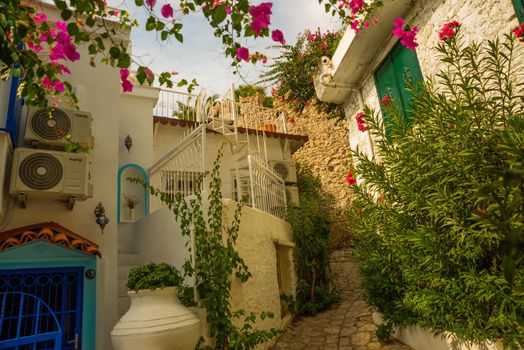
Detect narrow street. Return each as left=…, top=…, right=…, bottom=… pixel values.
left=273, top=250, right=412, bottom=350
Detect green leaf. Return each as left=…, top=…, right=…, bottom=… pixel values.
left=109, top=46, right=120, bottom=59
left=54, top=0, right=67, bottom=10
left=67, top=22, right=79, bottom=36
left=212, top=5, right=227, bottom=24
left=61, top=9, right=72, bottom=20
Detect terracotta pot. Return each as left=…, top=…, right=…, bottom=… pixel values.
left=111, top=287, right=200, bottom=350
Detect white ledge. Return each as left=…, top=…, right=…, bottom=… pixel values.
left=314, top=0, right=413, bottom=104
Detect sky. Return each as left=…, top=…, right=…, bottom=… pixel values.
left=110, top=0, right=341, bottom=96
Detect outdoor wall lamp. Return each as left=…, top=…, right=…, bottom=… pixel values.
left=124, top=134, right=133, bottom=152
left=94, top=202, right=109, bottom=233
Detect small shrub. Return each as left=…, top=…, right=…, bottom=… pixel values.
left=127, top=263, right=183, bottom=292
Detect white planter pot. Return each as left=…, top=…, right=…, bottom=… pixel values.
left=128, top=208, right=135, bottom=221
left=111, top=287, right=200, bottom=350
left=372, top=312, right=503, bottom=350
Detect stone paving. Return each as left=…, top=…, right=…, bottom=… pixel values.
left=272, top=250, right=412, bottom=350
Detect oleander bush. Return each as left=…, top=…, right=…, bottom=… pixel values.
left=348, top=31, right=524, bottom=348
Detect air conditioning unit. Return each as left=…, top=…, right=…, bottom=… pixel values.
left=269, top=160, right=297, bottom=184
left=285, top=185, right=300, bottom=205
left=10, top=148, right=92, bottom=201
left=24, top=106, right=92, bottom=148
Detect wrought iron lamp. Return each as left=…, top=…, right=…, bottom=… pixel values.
left=94, top=202, right=109, bottom=233
left=124, top=135, right=133, bottom=152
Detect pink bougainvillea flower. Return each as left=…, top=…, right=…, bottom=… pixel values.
left=346, top=172, right=357, bottom=185
left=120, top=68, right=133, bottom=92
left=400, top=26, right=419, bottom=50
left=54, top=81, right=65, bottom=92
left=512, top=23, right=524, bottom=42
left=40, top=33, right=48, bottom=42
left=146, top=0, right=156, bottom=8
left=32, top=12, right=48, bottom=25
left=55, top=21, right=67, bottom=32
left=381, top=95, right=391, bottom=106
left=226, top=6, right=231, bottom=14
left=248, top=2, right=272, bottom=35
left=349, top=0, right=364, bottom=14
left=161, top=4, right=173, bottom=18
left=236, top=47, right=249, bottom=61
left=63, top=44, right=81, bottom=61
left=439, top=21, right=461, bottom=41
left=42, top=76, right=54, bottom=90
left=392, top=17, right=405, bottom=38
left=212, top=0, right=226, bottom=9
left=392, top=18, right=419, bottom=51
left=271, top=29, right=285, bottom=45
left=144, top=67, right=154, bottom=80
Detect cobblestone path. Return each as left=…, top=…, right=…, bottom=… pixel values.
left=272, top=250, right=412, bottom=350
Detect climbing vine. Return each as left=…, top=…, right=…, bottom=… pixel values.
left=133, top=148, right=280, bottom=349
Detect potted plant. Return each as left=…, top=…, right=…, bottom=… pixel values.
left=122, top=194, right=139, bottom=221
left=111, top=263, right=201, bottom=350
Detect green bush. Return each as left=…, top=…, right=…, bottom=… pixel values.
left=287, top=166, right=339, bottom=315
left=261, top=29, right=344, bottom=119
left=349, top=31, right=524, bottom=348
left=127, top=263, right=183, bottom=292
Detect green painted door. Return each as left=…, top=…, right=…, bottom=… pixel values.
left=374, top=42, right=423, bottom=127
left=512, top=0, right=524, bottom=23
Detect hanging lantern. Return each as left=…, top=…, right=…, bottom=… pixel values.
left=124, top=135, right=133, bottom=152
left=94, top=202, right=109, bottom=233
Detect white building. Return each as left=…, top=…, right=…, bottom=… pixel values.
left=314, top=0, right=521, bottom=161
left=0, top=3, right=305, bottom=348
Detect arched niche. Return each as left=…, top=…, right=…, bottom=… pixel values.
left=117, top=164, right=149, bottom=223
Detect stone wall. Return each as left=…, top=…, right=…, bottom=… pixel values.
left=284, top=104, right=353, bottom=247
left=239, top=96, right=353, bottom=247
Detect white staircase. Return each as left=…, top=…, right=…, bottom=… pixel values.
left=149, top=86, right=289, bottom=219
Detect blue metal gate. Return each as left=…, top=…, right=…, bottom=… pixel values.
left=0, top=268, right=84, bottom=350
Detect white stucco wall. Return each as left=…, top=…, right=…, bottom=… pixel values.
left=225, top=199, right=296, bottom=349
left=340, top=0, right=521, bottom=160
left=130, top=207, right=190, bottom=270
left=1, top=4, right=134, bottom=349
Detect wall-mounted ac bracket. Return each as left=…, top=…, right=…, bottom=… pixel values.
left=66, top=196, right=76, bottom=211
left=16, top=193, right=26, bottom=209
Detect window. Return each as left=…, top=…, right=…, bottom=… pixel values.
left=513, top=0, right=524, bottom=23
left=374, top=42, right=423, bottom=127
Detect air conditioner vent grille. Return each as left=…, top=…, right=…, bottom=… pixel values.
left=19, top=153, right=63, bottom=190
left=31, top=108, right=71, bottom=140
left=273, top=162, right=289, bottom=180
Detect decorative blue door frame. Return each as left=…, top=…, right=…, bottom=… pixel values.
left=117, top=163, right=149, bottom=223
left=0, top=240, right=97, bottom=350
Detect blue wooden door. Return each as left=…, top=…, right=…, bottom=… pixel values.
left=0, top=267, right=84, bottom=349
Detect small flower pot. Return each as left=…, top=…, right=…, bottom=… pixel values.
left=128, top=208, right=135, bottom=221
